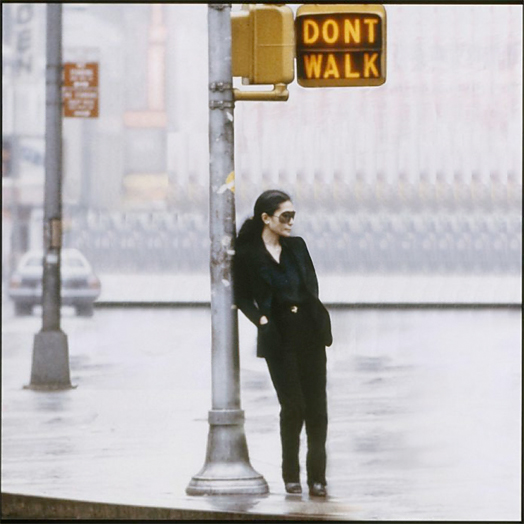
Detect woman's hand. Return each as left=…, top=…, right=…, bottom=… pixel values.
left=259, top=315, right=269, bottom=326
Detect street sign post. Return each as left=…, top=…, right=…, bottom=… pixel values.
left=296, top=4, right=386, bottom=87
left=63, top=62, right=99, bottom=118
left=29, top=4, right=73, bottom=391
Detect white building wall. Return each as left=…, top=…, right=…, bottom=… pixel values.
left=2, top=4, right=522, bottom=215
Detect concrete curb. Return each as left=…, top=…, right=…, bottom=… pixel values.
left=1, top=492, right=330, bottom=521
left=93, top=301, right=522, bottom=309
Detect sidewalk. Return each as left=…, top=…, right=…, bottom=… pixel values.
left=96, top=272, right=522, bottom=306
left=1, top=329, right=352, bottom=520
left=2, top=306, right=521, bottom=521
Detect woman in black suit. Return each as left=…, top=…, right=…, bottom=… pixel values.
left=234, top=189, right=332, bottom=497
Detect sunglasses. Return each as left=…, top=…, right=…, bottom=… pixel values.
left=273, top=211, right=296, bottom=224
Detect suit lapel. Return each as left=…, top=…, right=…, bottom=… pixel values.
left=282, top=237, right=311, bottom=293
left=249, top=237, right=312, bottom=293
left=249, top=239, right=274, bottom=288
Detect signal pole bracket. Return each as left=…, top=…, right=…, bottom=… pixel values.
left=233, top=83, right=289, bottom=102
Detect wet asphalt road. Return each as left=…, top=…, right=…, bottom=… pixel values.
left=1, top=303, right=521, bottom=520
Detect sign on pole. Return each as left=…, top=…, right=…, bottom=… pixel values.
left=296, top=4, right=386, bottom=87
left=63, top=62, right=99, bottom=117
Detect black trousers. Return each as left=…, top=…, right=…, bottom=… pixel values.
left=264, top=304, right=328, bottom=486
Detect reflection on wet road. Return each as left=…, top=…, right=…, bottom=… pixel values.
left=1, top=305, right=521, bottom=520
left=243, top=308, right=521, bottom=520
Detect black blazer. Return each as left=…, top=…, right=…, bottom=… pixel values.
left=234, top=235, right=333, bottom=358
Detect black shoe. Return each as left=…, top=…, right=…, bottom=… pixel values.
left=309, top=482, right=327, bottom=497
left=285, top=482, right=302, bottom=494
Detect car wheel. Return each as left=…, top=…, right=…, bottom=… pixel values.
left=76, top=304, right=94, bottom=317
left=14, top=303, right=33, bottom=316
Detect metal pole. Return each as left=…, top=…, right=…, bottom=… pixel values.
left=79, top=118, right=92, bottom=231
left=186, top=3, right=268, bottom=495
left=28, top=4, right=72, bottom=391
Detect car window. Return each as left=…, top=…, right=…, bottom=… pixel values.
left=22, top=253, right=89, bottom=269
left=25, top=256, right=43, bottom=267
left=63, top=257, right=88, bottom=268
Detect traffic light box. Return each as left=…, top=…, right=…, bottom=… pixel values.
left=231, top=4, right=295, bottom=85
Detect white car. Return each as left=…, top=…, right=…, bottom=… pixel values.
left=8, top=248, right=101, bottom=317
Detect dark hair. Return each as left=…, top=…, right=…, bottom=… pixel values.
left=236, top=189, right=291, bottom=247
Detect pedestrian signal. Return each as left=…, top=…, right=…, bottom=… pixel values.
left=296, top=4, right=386, bottom=87
left=231, top=4, right=295, bottom=85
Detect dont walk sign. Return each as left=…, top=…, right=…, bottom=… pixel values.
left=295, top=4, right=386, bottom=87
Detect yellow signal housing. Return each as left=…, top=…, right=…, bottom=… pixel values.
left=232, top=4, right=295, bottom=85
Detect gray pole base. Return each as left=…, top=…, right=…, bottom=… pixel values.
left=186, top=411, right=269, bottom=496
left=26, top=331, right=73, bottom=391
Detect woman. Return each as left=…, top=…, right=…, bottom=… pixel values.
left=234, top=189, right=332, bottom=497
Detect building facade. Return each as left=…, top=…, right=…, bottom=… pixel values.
left=2, top=4, right=522, bottom=276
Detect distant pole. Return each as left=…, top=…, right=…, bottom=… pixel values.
left=8, top=4, right=23, bottom=282
left=186, top=3, right=268, bottom=495
left=28, top=4, right=72, bottom=390
left=80, top=119, right=92, bottom=216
